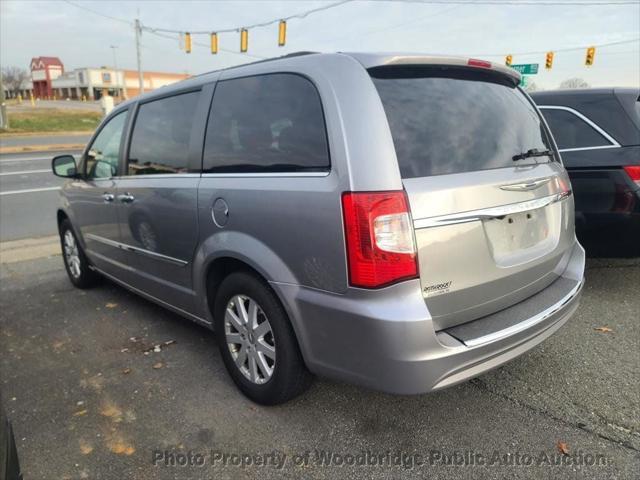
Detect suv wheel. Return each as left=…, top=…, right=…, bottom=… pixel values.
left=214, top=272, right=312, bottom=405
left=59, top=219, right=100, bottom=288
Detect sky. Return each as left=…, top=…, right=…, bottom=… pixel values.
left=1, top=0, right=639, bottom=90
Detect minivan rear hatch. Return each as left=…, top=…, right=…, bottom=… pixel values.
left=370, top=63, right=576, bottom=330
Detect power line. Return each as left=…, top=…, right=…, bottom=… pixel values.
left=331, top=4, right=461, bottom=41
left=469, top=37, right=640, bottom=56
left=142, top=0, right=353, bottom=35
left=376, top=0, right=639, bottom=4
left=59, top=0, right=640, bottom=61
left=61, top=0, right=132, bottom=25
left=145, top=30, right=267, bottom=60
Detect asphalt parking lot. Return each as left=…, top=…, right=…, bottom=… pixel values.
left=1, top=253, right=638, bottom=479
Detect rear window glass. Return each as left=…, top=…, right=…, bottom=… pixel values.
left=539, top=108, right=612, bottom=150
left=203, top=73, right=330, bottom=173
left=371, top=67, right=553, bottom=178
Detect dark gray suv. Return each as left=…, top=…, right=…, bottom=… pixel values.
left=52, top=52, right=585, bottom=404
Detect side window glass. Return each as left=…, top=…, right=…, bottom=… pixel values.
left=127, top=91, right=200, bottom=175
left=541, top=108, right=612, bottom=150
left=203, top=73, right=330, bottom=172
left=85, top=110, right=127, bottom=179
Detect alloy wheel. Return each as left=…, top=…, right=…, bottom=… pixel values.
left=224, top=295, right=276, bottom=384
left=63, top=230, right=81, bottom=279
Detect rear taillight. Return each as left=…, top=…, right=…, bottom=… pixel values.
left=342, top=191, right=418, bottom=288
left=624, top=165, right=640, bottom=186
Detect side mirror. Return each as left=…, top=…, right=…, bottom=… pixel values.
left=52, top=155, right=78, bottom=178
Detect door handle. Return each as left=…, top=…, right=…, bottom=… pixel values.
left=117, top=193, right=135, bottom=204
left=102, top=193, right=115, bottom=203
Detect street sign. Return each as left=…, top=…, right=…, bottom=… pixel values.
left=519, top=76, right=529, bottom=88
left=511, top=63, right=539, bottom=75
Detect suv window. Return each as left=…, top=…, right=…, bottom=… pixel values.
left=203, top=73, right=329, bottom=172
left=127, top=91, right=200, bottom=175
left=540, top=108, right=613, bottom=150
left=85, top=110, right=127, bottom=179
left=370, top=67, right=553, bottom=178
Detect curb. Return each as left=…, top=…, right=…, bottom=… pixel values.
left=0, top=144, right=86, bottom=155
left=0, top=235, right=61, bottom=264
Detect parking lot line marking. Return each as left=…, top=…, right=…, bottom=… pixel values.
left=0, top=186, right=60, bottom=196
left=0, top=169, right=51, bottom=176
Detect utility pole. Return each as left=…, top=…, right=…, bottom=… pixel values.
left=135, top=18, right=144, bottom=95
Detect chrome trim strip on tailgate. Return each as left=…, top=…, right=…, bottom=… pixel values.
left=413, top=191, right=572, bottom=229
left=463, top=278, right=583, bottom=347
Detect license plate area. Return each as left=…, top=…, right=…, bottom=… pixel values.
left=484, top=206, right=553, bottom=266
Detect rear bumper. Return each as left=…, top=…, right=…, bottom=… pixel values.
left=272, top=241, right=585, bottom=395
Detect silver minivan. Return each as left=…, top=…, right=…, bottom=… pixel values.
left=52, top=53, right=585, bottom=405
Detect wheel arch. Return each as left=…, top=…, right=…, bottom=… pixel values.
left=56, top=209, right=69, bottom=230
left=56, top=208, right=86, bottom=248
left=193, top=232, right=307, bottom=362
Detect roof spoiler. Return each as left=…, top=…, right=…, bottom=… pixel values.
left=345, top=53, right=522, bottom=86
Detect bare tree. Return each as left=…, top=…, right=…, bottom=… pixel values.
left=559, top=78, right=590, bottom=89
left=524, top=81, right=541, bottom=93
left=1, top=66, right=30, bottom=97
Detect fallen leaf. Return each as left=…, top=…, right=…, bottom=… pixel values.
left=122, top=368, right=131, bottom=375
left=163, top=340, right=176, bottom=347
left=99, top=401, right=123, bottom=422
left=153, top=345, right=161, bottom=353
left=152, top=362, right=164, bottom=369
left=594, top=326, right=613, bottom=333
left=79, top=440, right=93, bottom=455
left=105, top=303, right=118, bottom=309
left=73, top=409, right=88, bottom=417
left=120, top=348, right=129, bottom=353
left=106, top=434, right=136, bottom=456
left=556, top=441, right=569, bottom=456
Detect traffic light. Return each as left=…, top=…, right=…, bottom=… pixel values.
left=211, top=33, right=218, bottom=54
left=185, top=32, right=192, bottom=54
left=585, top=46, right=596, bottom=66
left=545, top=51, right=554, bottom=70
left=240, top=28, right=248, bottom=52
left=505, top=54, right=513, bottom=66
left=278, top=20, right=287, bottom=47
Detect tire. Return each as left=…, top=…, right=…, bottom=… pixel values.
left=59, top=218, right=101, bottom=289
left=214, top=271, right=312, bottom=405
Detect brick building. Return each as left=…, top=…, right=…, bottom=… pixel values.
left=30, top=56, right=64, bottom=98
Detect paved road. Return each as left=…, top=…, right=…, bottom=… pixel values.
left=0, top=150, right=80, bottom=241
left=0, top=256, right=638, bottom=479
left=0, top=134, right=91, bottom=148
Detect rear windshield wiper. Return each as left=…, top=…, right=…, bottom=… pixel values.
left=512, top=148, right=553, bottom=162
